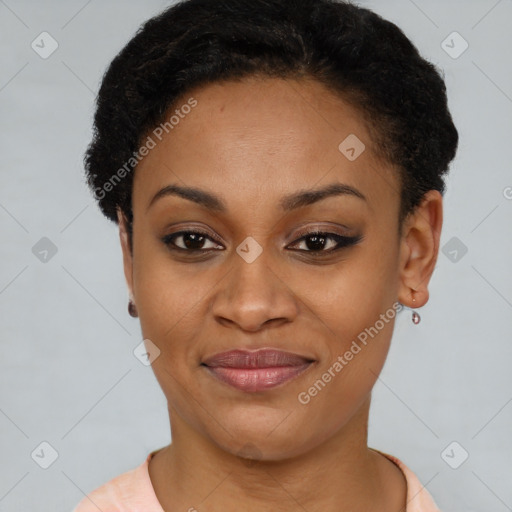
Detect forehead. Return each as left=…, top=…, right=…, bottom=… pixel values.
left=133, top=77, right=400, bottom=217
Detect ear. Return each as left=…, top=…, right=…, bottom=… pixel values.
left=116, top=207, right=135, bottom=301
left=397, top=190, right=443, bottom=308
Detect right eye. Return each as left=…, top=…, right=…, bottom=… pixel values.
left=161, top=230, right=224, bottom=253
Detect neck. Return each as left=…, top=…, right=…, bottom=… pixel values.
left=149, top=395, right=407, bottom=512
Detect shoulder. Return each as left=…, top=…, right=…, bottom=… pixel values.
left=71, top=452, right=162, bottom=512
left=373, top=449, right=442, bottom=512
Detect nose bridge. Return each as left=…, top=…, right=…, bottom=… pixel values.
left=213, top=243, right=298, bottom=331
left=232, top=244, right=275, bottom=297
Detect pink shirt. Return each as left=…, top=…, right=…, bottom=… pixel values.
left=72, top=449, right=441, bottom=511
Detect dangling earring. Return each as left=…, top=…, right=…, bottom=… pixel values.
left=411, top=293, right=420, bottom=325
left=128, top=298, right=138, bottom=318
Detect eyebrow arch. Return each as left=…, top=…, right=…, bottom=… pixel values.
left=146, top=182, right=367, bottom=213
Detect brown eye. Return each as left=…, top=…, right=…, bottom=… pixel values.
left=288, top=231, right=362, bottom=254
left=161, top=229, right=362, bottom=257
left=162, top=230, right=223, bottom=252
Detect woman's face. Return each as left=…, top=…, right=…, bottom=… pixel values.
left=119, top=76, right=433, bottom=460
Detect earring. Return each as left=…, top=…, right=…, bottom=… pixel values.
left=128, top=299, right=138, bottom=318
left=411, top=293, right=421, bottom=325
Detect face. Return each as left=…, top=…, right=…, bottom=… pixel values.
left=118, top=76, right=440, bottom=461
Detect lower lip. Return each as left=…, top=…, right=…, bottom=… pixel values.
left=203, top=363, right=312, bottom=392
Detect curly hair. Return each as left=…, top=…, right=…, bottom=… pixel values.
left=84, top=0, right=458, bottom=243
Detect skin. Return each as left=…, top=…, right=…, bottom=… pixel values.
left=117, top=76, right=443, bottom=512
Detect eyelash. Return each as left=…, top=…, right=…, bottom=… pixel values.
left=161, top=229, right=362, bottom=256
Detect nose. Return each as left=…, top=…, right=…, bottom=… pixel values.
left=212, top=249, right=299, bottom=332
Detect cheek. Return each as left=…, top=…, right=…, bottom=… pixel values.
left=293, top=317, right=395, bottom=447
left=133, top=252, right=230, bottom=401
left=135, top=269, right=208, bottom=356
left=289, top=251, right=398, bottom=345
left=290, top=248, right=398, bottom=423
left=133, top=235, right=212, bottom=326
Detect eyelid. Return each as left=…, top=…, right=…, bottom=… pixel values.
left=287, top=230, right=362, bottom=252
left=291, top=223, right=353, bottom=240
left=163, top=222, right=353, bottom=245
left=163, top=223, right=224, bottom=243
left=162, top=227, right=362, bottom=257
left=162, top=229, right=223, bottom=250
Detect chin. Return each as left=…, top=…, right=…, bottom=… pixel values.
left=207, top=412, right=318, bottom=462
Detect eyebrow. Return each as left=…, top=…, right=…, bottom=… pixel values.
left=146, top=182, right=367, bottom=213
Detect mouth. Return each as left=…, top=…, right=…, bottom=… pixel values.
left=201, top=348, right=316, bottom=392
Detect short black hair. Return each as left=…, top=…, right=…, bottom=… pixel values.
left=84, top=0, right=458, bottom=242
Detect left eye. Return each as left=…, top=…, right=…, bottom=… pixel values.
left=288, top=231, right=362, bottom=253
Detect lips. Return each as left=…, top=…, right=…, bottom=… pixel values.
left=203, top=348, right=314, bottom=368
left=202, top=349, right=315, bottom=392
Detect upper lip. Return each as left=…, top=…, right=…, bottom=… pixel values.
left=202, top=348, right=315, bottom=369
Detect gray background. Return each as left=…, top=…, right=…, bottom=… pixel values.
left=1, top=1, right=511, bottom=510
